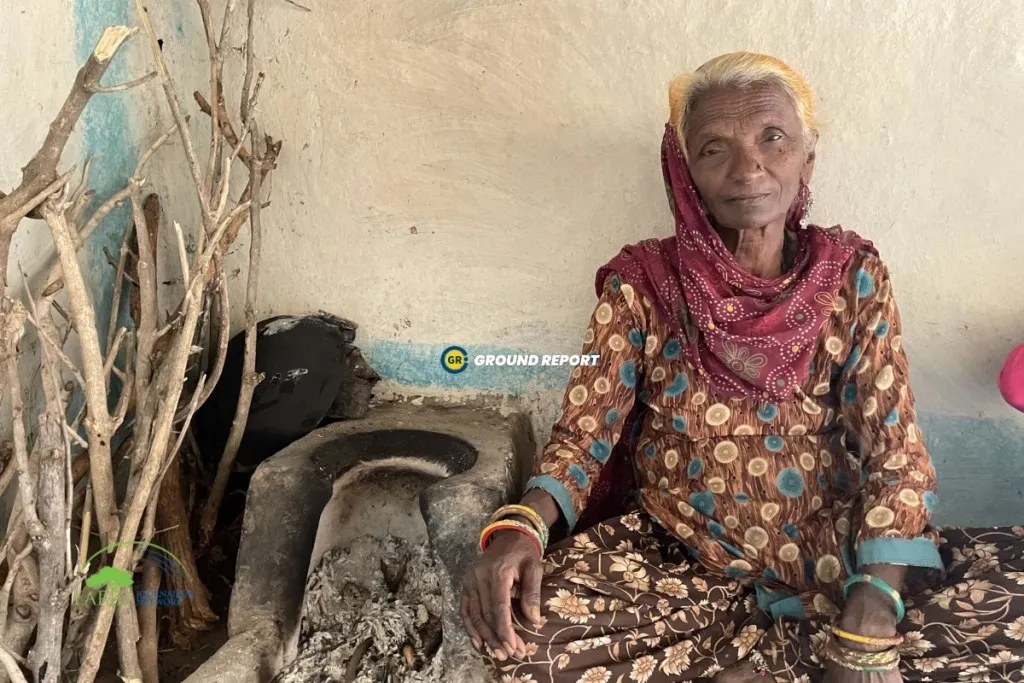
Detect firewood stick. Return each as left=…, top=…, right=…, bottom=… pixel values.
left=198, top=121, right=265, bottom=546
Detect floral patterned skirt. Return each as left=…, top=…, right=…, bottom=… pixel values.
left=486, top=513, right=1024, bottom=682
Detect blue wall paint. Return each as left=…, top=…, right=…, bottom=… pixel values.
left=366, top=339, right=1024, bottom=527
left=366, top=339, right=579, bottom=393
left=920, top=414, right=1024, bottom=527
left=74, top=0, right=138, bottom=344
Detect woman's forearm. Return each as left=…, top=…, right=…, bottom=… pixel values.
left=520, top=488, right=562, bottom=529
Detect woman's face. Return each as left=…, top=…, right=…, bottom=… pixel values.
left=684, top=84, right=815, bottom=232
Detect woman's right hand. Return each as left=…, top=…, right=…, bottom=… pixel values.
left=460, top=528, right=545, bottom=661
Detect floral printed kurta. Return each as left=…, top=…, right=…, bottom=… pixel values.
left=526, top=250, right=943, bottom=615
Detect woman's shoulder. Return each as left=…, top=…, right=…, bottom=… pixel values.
left=814, top=225, right=891, bottom=280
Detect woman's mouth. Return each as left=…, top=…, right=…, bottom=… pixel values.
left=726, top=193, right=770, bottom=205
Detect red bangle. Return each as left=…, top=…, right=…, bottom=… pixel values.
left=479, top=521, right=543, bottom=557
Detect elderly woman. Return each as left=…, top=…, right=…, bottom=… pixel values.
left=461, top=53, right=1024, bottom=682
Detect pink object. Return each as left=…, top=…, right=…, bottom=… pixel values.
left=999, top=343, right=1024, bottom=412
left=595, top=124, right=877, bottom=401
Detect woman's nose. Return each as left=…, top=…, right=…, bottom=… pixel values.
left=728, top=146, right=764, bottom=181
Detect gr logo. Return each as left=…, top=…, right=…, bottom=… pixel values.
left=441, top=346, right=468, bottom=374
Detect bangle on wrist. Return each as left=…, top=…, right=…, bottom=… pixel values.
left=830, top=627, right=904, bottom=649
left=842, top=573, right=906, bottom=622
left=490, top=504, right=550, bottom=548
left=479, top=520, right=544, bottom=557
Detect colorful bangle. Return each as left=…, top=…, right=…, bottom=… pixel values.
left=842, top=573, right=906, bottom=622
left=830, top=627, right=904, bottom=649
left=823, top=647, right=897, bottom=671
left=479, top=520, right=544, bottom=557
left=491, top=504, right=549, bottom=547
left=824, top=643, right=900, bottom=673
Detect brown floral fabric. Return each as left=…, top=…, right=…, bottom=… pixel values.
left=489, top=513, right=1024, bottom=682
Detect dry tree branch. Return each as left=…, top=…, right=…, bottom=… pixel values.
left=0, top=443, right=16, bottom=507
left=23, top=311, right=86, bottom=391
left=104, top=224, right=134, bottom=381
left=174, top=222, right=191, bottom=283
left=194, top=92, right=252, bottom=164
left=65, top=156, right=96, bottom=226
left=0, top=541, right=34, bottom=639
left=240, top=0, right=258, bottom=125
left=31, top=411, right=70, bottom=683
left=78, top=270, right=209, bottom=683
left=198, top=0, right=221, bottom=196
left=0, top=25, right=136, bottom=285
left=198, top=0, right=239, bottom=200
left=198, top=122, right=264, bottom=544
left=86, top=70, right=157, bottom=93
left=1, top=547, right=39, bottom=683
left=2, top=172, right=76, bottom=229
left=0, top=633, right=29, bottom=683
left=137, top=560, right=160, bottom=683
left=141, top=376, right=206, bottom=553
left=133, top=0, right=212, bottom=221
left=40, top=119, right=178, bottom=299
left=0, top=300, right=44, bottom=541
left=39, top=203, right=120, bottom=545
left=184, top=272, right=228, bottom=414
left=128, top=185, right=158, bottom=415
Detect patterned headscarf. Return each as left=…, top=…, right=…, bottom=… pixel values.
left=595, top=124, right=874, bottom=401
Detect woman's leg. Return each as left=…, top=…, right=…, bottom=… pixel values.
left=484, top=512, right=774, bottom=682
left=896, top=527, right=1024, bottom=681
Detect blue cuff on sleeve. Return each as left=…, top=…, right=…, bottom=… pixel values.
left=755, top=584, right=807, bottom=621
left=856, top=537, right=944, bottom=570
left=525, top=474, right=578, bottom=532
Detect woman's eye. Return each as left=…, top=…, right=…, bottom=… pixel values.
left=700, top=147, right=722, bottom=157
left=766, top=134, right=783, bottom=142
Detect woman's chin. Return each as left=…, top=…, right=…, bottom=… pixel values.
left=716, top=210, right=785, bottom=233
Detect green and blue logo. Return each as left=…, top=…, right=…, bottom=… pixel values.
left=74, top=541, right=193, bottom=608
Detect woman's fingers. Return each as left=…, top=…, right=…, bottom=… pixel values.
left=460, top=585, right=482, bottom=650
left=472, top=576, right=507, bottom=659
left=490, top=567, right=519, bottom=655
left=520, top=557, right=545, bottom=627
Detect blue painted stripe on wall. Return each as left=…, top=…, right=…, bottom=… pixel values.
left=74, top=0, right=138, bottom=342
left=919, top=413, right=1024, bottom=526
left=366, top=339, right=579, bottom=393
left=365, top=339, right=1024, bottom=526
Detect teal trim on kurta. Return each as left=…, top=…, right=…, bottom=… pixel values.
left=856, top=537, right=944, bottom=570
left=525, top=475, right=578, bottom=532
left=755, top=584, right=807, bottom=621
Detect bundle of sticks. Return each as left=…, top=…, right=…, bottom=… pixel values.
left=0, top=1, right=289, bottom=681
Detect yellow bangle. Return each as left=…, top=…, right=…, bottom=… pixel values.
left=491, top=504, right=548, bottom=545
left=479, top=519, right=544, bottom=556
left=830, top=627, right=904, bottom=648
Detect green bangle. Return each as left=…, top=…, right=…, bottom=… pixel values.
left=842, top=573, right=906, bottom=622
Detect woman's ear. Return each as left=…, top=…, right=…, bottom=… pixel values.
left=802, top=133, right=819, bottom=183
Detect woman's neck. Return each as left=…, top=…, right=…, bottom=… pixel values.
left=716, top=224, right=787, bottom=279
